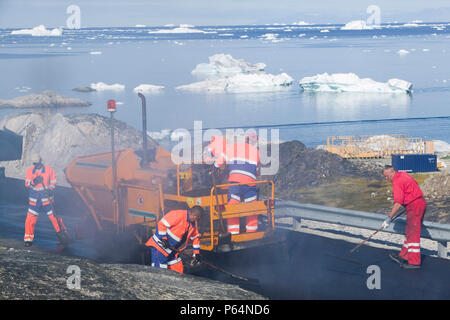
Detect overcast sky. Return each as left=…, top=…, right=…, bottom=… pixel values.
left=1, top=0, right=450, bottom=28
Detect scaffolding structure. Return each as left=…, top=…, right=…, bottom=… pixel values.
left=325, top=134, right=433, bottom=159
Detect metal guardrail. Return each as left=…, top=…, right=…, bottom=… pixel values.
left=276, top=200, right=450, bottom=258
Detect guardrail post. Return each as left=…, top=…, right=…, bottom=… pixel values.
left=437, top=241, right=448, bottom=258
left=293, top=217, right=301, bottom=230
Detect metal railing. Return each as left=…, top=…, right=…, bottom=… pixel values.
left=275, top=200, right=450, bottom=258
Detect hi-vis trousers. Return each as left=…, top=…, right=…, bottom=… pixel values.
left=399, top=197, right=426, bottom=266
left=24, top=190, right=66, bottom=242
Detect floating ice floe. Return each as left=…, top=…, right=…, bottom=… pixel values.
left=11, top=25, right=62, bottom=36
left=177, top=73, right=294, bottom=93
left=90, top=51, right=102, bottom=55
left=403, top=23, right=420, bottom=27
left=133, top=84, right=165, bottom=94
left=397, top=49, right=410, bottom=55
left=149, top=25, right=207, bottom=34
left=90, top=82, right=125, bottom=92
left=260, top=33, right=279, bottom=41
left=341, top=20, right=374, bottom=30
left=135, top=24, right=146, bottom=28
left=191, top=54, right=266, bottom=78
left=299, top=73, right=412, bottom=94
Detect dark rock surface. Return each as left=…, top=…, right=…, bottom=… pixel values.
left=0, top=240, right=265, bottom=300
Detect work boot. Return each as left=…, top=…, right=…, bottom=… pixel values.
left=62, top=230, right=72, bottom=243
left=24, top=241, right=33, bottom=247
left=402, top=263, right=421, bottom=270
left=389, top=253, right=407, bottom=265
left=57, top=231, right=69, bottom=245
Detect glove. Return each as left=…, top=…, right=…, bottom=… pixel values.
left=32, top=176, right=43, bottom=185
left=382, top=217, right=392, bottom=229
left=159, top=238, right=171, bottom=249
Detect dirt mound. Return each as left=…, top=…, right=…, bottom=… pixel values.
left=264, top=141, right=381, bottom=199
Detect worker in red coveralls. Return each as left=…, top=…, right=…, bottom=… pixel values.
left=382, top=165, right=426, bottom=269
left=24, top=153, right=69, bottom=247
left=145, top=206, right=204, bottom=274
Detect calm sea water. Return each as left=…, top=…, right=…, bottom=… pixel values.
left=1, top=23, right=450, bottom=146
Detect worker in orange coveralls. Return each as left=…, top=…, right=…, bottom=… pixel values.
left=207, top=134, right=260, bottom=235
left=382, top=165, right=426, bottom=269
left=24, top=153, right=69, bottom=247
left=146, top=206, right=204, bottom=274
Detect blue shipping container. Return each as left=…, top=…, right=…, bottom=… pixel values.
left=391, top=154, right=437, bottom=173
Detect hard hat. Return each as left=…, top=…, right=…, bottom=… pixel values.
left=31, top=152, right=41, bottom=163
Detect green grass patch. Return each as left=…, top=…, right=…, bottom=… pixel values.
left=410, top=173, right=431, bottom=185
left=293, top=177, right=393, bottom=212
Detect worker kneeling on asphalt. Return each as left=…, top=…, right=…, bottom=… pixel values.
left=24, top=153, right=69, bottom=247
left=145, top=206, right=204, bottom=274
left=207, top=134, right=260, bottom=235
left=382, top=165, right=426, bottom=269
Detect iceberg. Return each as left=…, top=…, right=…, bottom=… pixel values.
left=397, top=49, right=410, bottom=55
left=341, top=20, right=374, bottom=30
left=299, top=73, right=412, bottom=94
left=292, top=21, right=310, bottom=25
left=191, top=54, right=266, bottom=78
left=133, top=84, right=165, bottom=94
left=177, top=73, right=293, bottom=93
left=90, top=82, right=125, bottom=92
left=11, top=25, right=62, bottom=36
left=180, top=54, right=293, bottom=93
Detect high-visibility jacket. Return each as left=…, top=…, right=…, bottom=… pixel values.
left=212, top=141, right=260, bottom=184
left=145, top=209, right=200, bottom=257
left=25, top=164, right=56, bottom=191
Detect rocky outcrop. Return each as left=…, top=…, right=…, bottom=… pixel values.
left=0, top=91, right=91, bottom=108
left=421, top=172, right=450, bottom=200
left=0, top=113, right=157, bottom=186
left=0, top=243, right=264, bottom=300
